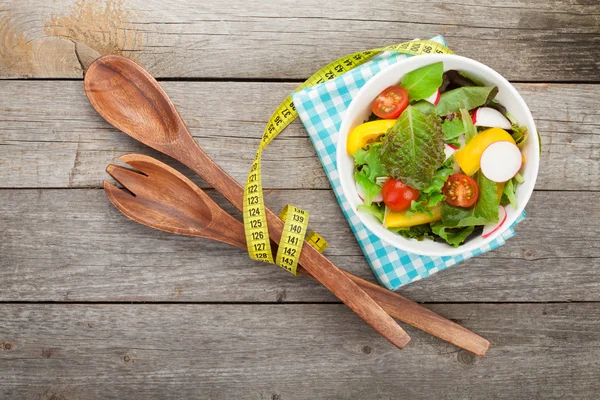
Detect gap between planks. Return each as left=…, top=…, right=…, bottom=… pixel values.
left=0, top=300, right=598, bottom=305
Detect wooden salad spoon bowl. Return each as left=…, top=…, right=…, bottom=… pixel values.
left=105, top=154, right=490, bottom=356
left=85, top=55, right=410, bottom=350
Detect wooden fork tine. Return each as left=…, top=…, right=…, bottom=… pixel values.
left=106, top=164, right=148, bottom=196
left=103, top=180, right=141, bottom=221
left=118, top=154, right=161, bottom=176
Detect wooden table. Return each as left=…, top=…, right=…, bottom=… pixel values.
left=1, top=1, right=599, bottom=398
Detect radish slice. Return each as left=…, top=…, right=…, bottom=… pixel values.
left=444, top=144, right=456, bottom=160
left=424, top=89, right=441, bottom=105
left=356, top=180, right=383, bottom=203
left=482, top=206, right=507, bottom=239
left=480, top=141, right=522, bottom=182
left=472, top=107, right=512, bottom=130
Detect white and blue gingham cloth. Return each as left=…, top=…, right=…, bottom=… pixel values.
left=292, top=35, right=526, bottom=290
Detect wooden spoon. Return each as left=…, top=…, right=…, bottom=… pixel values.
left=105, top=154, right=490, bottom=356
left=85, top=55, right=411, bottom=350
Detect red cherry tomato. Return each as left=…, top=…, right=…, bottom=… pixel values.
left=442, top=174, right=479, bottom=208
left=382, top=178, right=420, bottom=212
left=372, top=86, right=409, bottom=119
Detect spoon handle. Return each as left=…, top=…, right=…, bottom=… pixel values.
left=178, top=142, right=410, bottom=349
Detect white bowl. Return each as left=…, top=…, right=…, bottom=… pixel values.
left=337, top=54, right=539, bottom=257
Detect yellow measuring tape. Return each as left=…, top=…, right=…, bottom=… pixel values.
left=243, top=39, right=454, bottom=275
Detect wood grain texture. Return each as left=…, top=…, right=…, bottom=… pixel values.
left=0, top=1, right=598, bottom=396
left=1, top=188, right=598, bottom=302
left=0, top=0, right=599, bottom=80
left=0, top=81, right=598, bottom=190
left=0, top=303, right=598, bottom=400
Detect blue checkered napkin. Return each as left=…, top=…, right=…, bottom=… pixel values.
left=291, top=36, right=526, bottom=290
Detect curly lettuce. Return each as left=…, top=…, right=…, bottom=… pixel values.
left=390, top=223, right=435, bottom=241
left=431, top=223, right=475, bottom=247
left=380, top=106, right=445, bottom=190
left=407, top=156, right=454, bottom=216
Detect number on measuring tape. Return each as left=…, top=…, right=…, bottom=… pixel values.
left=251, top=231, right=264, bottom=240
left=242, top=39, right=453, bottom=274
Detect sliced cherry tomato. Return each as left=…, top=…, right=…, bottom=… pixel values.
left=372, top=86, right=409, bottom=119
left=442, top=174, right=479, bottom=208
left=382, top=178, right=420, bottom=212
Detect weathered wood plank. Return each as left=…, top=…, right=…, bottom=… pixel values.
left=1, top=189, right=598, bottom=302
left=0, top=0, right=598, bottom=81
left=0, top=303, right=598, bottom=399
left=0, top=81, right=598, bottom=190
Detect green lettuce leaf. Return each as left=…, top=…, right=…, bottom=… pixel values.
left=501, top=171, right=525, bottom=208
left=460, top=108, right=477, bottom=144
left=431, top=223, right=475, bottom=247
left=400, top=62, right=444, bottom=102
left=408, top=156, right=454, bottom=216
left=354, top=171, right=381, bottom=205
left=512, top=125, right=528, bottom=149
left=434, top=86, right=498, bottom=116
left=443, top=70, right=484, bottom=89
left=441, top=109, right=477, bottom=146
left=390, top=223, right=434, bottom=241
left=501, top=177, right=518, bottom=208
left=353, top=143, right=386, bottom=205
left=357, top=203, right=385, bottom=223
left=423, top=156, right=455, bottom=195
left=354, top=143, right=386, bottom=178
left=504, top=111, right=529, bottom=149
left=441, top=172, right=500, bottom=227
left=380, top=106, right=445, bottom=190
left=411, top=100, right=434, bottom=114
left=514, top=172, right=525, bottom=184
left=441, top=118, right=464, bottom=145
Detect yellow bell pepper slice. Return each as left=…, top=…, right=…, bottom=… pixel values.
left=384, top=205, right=442, bottom=228
left=496, top=182, right=505, bottom=200
left=454, top=128, right=516, bottom=176
left=346, top=119, right=397, bottom=155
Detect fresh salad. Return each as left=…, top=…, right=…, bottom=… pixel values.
left=348, top=62, right=528, bottom=247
